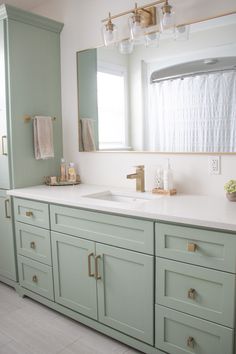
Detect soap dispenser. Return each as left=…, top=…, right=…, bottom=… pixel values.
left=163, top=159, right=173, bottom=190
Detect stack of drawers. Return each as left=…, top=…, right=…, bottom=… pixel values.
left=14, top=198, right=54, bottom=300
left=155, top=222, right=236, bottom=354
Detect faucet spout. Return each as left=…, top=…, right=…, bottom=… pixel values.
left=126, top=165, right=145, bottom=192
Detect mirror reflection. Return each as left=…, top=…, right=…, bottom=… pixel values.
left=77, top=14, right=236, bottom=153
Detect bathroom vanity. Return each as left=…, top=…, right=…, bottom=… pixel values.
left=7, top=185, right=236, bottom=354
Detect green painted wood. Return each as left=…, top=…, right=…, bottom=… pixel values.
left=0, top=4, right=63, bottom=33
left=14, top=198, right=49, bottom=229
left=51, top=231, right=98, bottom=320
left=96, top=243, right=154, bottom=345
left=15, top=222, right=52, bottom=265
left=6, top=17, right=63, bottom=188
left=156, top=258, right=235, bottom=327
left=156, top=222, right=236, bottom=273
left=155, top=305, right=234, bottom=354
left=0, top=190, right=17, bottom=281
left=18, top=255, right=54, bottom=300
left=0, top=20, right=10, bottom=189
left=50, top=205, right=154, bottom=254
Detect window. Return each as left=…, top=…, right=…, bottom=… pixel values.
left=97, top=63, right=129, bottom=150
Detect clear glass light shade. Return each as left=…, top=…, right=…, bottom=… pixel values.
left=118, top=39, right=134, bottom=54
left=102, top=22, right=118, bottom=46
left=160, top=10, right=175, bottom=34
left=174, top=25, right=190, bottom=41
left=129, top=13, right=145, bottom=41
left=145, top=32, right=160, bottom=47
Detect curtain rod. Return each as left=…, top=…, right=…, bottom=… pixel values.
left=151, top=67, right=236, bottom=84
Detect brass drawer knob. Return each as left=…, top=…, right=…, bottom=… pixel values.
left=187, top=336, right=195, bottom=348
left=32, top=275, right=38, bottom=283
left=26, top=211, right=33, bottom=217
left=188, top=288, right=197, bottom=299
left=30, top=241, right=36, bottom=250
left=187, top=242, right=197, bottom=252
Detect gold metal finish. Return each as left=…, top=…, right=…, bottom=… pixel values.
left=32, top=275, right=38, bottom=283
left=30, top=241, right=36, bottom=250
left=26, top=211, right=33, bottom=217
left=161, top=0, right=172, bottom=14
left=188, top=288, right=197, bottom=300
left=4, top=199, right=11, bottom=219
left=1, top=135, right=7, bottom=155
left=88, top=252, right=95, bottom=277
left=127, top=165, right=145, bottom=192
left=187, top=242, right=197, bottom=252
left=24, top=115, right=56, bottom=123
left=105, top=12, right=115, bottom=31
left=187, top=336, right=195, bottom=348
left=95, top=255, right=102, bottom=280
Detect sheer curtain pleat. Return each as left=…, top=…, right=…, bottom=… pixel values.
left=146, top=70, right=236, bottom=152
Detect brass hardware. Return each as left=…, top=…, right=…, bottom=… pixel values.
left=188, top=288, right=197, bottom=300
left=24, top=115, right=56, bottom=123
left=4, top=199, right=11, bottom=219
left=187, top=242, right=197, bottom=252
left=1, top=135, right=7, bottom=155
left=25, top=211, right=33, bottom=217
left=32, top=275, right=38, bottom=283
left=187, top=336, right=195, bottom=348
left=30, top=241, right=36, bottom=250
left=162, top=0, right=172, bottom=15
left=95, top=255, right=102, bottom=280
left=88, top=252, right=95, bottom=277
left=127, top=165, right=145, bottom=192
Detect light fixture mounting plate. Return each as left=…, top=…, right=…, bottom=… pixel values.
left=139, top=6, right=157, bottom=28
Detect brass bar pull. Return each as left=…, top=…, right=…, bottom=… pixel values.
left=1, top=135, right=7, bottom=155
left=188, top=288, right=197, bottom=300
left=30, top=241, right=36, bottom=250
left=95, top=255, right=102, bottom=280
left=26, top=211, right=33, bottom=217
left=187, top=242, right=197, bottom=252
left=32, top=275, right=38, bottom=283
left=88, top=252, right=95, bottom=277
left=4, top=199, right=11, bottom=219
left=187, top=336, right=195, bottom=348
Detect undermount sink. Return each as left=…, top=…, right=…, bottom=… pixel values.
left=83, top=190, right=160, bottom=204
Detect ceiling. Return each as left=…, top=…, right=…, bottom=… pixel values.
left=0, top=0, right=48, bottom=11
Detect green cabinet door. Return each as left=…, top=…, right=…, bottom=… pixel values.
left=96, top=243, right=154, bottom=345
left=51, top=231, right=98, bottom=320
left=0, top=21, right=10, bottom=189
left=0, top=190, right=16, bottom=281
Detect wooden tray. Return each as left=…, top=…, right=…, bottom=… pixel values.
left=44, top=175, right=81, bottom=186
left=152, top=188, right=177, bottom=196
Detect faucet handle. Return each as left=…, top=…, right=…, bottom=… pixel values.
left=135, top=165, right=144, bottom=170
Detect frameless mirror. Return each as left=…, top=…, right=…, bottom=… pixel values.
left=77, top=14, right=236, bottom=153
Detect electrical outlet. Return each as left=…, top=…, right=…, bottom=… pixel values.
left=208, top=156, right=221, bottom=175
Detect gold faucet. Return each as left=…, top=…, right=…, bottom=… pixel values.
left=127, top=165, right=145, bottom=192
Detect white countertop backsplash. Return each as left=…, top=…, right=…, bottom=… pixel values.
left=8, top=184, right=236, bottom=232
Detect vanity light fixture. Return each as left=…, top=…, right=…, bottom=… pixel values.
left=102, top=12, right=118, bottom=46
left=160, top=0, right=175, bottom=33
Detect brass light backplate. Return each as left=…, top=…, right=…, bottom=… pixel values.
left=139, top=6, right=157, bottom=28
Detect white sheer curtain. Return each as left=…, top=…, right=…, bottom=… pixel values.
left=146, top=70, right=236, bottom=152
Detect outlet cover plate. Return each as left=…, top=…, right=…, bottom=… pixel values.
left=208, top=156, right=221, bottom=175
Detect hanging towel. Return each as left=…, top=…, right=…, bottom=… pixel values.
left=33, top=116, right=54, bottom=160
left=80, top=118, right=96, bottom=152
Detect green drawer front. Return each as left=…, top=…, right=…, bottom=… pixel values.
left=14, top=198, right=49, bottom=229
left=156, top=258, right=235, bottom=327
left=18, top=255, right=54, bottom=300
left=155, top=305, right=234, bottom=354
left=15, top=222, right=52, bottom=265
left=50, top=205, right=154, bottom=254
left=156, top=222, right=236, bottom=273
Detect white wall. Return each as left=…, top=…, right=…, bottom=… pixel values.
left=32, top=0, right=236, bottom=196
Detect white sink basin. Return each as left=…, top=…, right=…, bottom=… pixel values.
left=83, top=191, right=160, bottom=204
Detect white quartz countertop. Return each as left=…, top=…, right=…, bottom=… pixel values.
left=7, top=184, right=236, bottom=232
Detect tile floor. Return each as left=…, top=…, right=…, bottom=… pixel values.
left=0, top=282, right=141, bottom=354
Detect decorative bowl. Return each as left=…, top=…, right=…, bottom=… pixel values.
left=226, top=192, right=236, bottom=202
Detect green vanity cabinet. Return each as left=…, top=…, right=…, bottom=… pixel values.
left=52, top=231, right=154, bottom=345
left=0, top=190, right=17, bottom=283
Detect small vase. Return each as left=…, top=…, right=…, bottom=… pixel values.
left=226, top=192, right=236, bottom=202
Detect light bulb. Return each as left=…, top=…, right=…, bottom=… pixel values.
left=162, top=13, right=174, bottom=28
left=102, top=13, right=118, bottom=46
left=160, top=0, right=175, bottom=33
